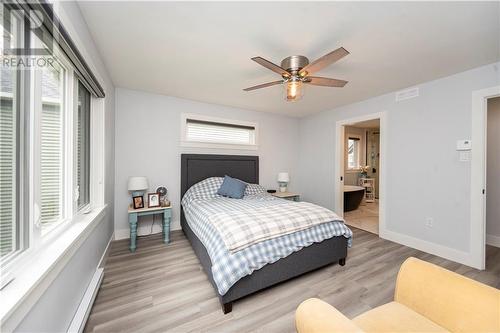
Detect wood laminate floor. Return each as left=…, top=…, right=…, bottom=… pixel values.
left=84, top=228, right=500, bottom=333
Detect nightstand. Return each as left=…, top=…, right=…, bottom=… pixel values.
left=128, top=205, right=172, bottom=252
left=272, top=192, right=300, bottom=202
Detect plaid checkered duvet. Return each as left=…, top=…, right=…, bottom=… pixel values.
left=182, top=177, right=353, bottom=295
left=210, top=202, right=344, bottom=252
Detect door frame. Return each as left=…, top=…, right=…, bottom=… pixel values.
left=334, top=111, right=387, bottom=235
left=471, top=86, right=500, bottom=270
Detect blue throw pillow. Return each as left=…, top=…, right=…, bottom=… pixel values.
left=217, top=176, right=247, bottom=199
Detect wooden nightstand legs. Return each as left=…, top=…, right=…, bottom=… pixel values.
left=163, top=214, right=171, bottom=244
left=129, top=213, right=138, bottom=252
left=128, top=207, right=172, bottom=252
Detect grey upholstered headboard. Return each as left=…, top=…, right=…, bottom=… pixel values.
left=180, top=154, right=259, bottom=199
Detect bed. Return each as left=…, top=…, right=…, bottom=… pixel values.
left=180, top=154, right=351, bottom=314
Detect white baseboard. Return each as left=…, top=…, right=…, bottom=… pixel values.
left=98, top=233, right=113, bottom=268
left=67, top=233, right=112, bottom=333
left=67, top=268, right=103, bottom=333
left=379, top=228, right=478, bottom=269
left=486, top=234, right=500, bottom=248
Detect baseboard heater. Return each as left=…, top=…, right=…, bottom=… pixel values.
left=67, top=268, right=104, bottom=333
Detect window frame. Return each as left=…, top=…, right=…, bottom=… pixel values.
left=31, top=35, right=74, bottom=239
left=180, top=113, right=259, bottom=150
left=0, top=8, right=26, bottom=266
left=0, top=33, right=101, bottom=275
left=74, top=80, right=92, bottom=214
left=346, top=136, right=362, bottom=171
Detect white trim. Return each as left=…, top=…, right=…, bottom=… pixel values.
left=0, top=205, right=107, bottom=332
left=67, top=268, right=103, bottom=333
left=382, top=229, right=476, bottom=267
left=66, top=232, right=111, bottom=333
left=90, top=97, right=106, bottom=208
left=486, top=234, right=500, bottom=248
left=97, top=233, right=113, bottom=268
left=180, top=113, right=259, bottom=150
left=471, top=86, right=500, bottom=270
left=334, top=111, right=387, bottom=238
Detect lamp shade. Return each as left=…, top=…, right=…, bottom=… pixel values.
left=128, top=176, right=149, bottom=191
left=277, top=172, right=290, bottom=182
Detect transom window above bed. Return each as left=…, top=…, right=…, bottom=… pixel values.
left=181, top=114, right=258, bottom=150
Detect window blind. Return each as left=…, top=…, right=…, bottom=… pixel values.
left=186, top=119, right=256, bottom=145
left=0, top=96, right=16, bottom=256
left=40, top=103, right=62, bottom=225
left=39, top=64, right=63, bottom=226
left=6, top=0, right=105, bottom=97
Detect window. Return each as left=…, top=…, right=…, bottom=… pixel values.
left=38, top=59, right=66, bottom=230
left=76, top=82, right=91, bottom=210
left=182, top=114, right=257, bottom=149
left=0, top=1, right=103, bottom=271
left=0, top=8, right=22, bottom=259
left=347, top=137, right=360, bottom=169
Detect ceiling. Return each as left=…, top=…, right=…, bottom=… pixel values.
left=78, top=2, right=499, bottom=117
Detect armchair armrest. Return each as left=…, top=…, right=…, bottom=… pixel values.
left=295, top=298, right=364, bottom=333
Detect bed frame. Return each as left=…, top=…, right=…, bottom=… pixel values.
left=180, top=154, right=348, bottom=314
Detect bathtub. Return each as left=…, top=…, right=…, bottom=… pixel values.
left=344, top=185, right=365, bottom=212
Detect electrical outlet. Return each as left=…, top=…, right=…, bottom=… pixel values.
left=425, top=217, right=434, bottom=228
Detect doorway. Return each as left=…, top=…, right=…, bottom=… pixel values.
left=486, top=97, right=500, bottom=269
left=335, top=112, right=386, bottom=236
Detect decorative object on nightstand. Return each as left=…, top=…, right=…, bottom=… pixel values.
left=156, top=186, right=170, bottom=207
left=128, top=176, right=149, bottom=206
left=277, top=172, right=290, bottom=192
left=359, top=177, right=375, bottom=202
left=132, top=195, right=144, bottom=209
left=128, top=205, right=172, bottom=252
left=148, top=193, right=160, bottom=208
left=272, top=191, right=300, bottom=202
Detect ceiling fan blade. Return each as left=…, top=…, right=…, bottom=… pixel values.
left=299, top=47, right=349, bottom=76
left=243, top=80, right=283, bottom=91
left=251, top=57, right=291, bottom=78
left=305, top=76, right=348, bottom=87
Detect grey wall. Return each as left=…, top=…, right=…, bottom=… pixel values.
left=297, top=62, right=499, bottom=253
left=114, top=88, right=299, bottom=238
left=14, top=2, right=115, bottom=332
left=487, top=97, right=500, bottom=241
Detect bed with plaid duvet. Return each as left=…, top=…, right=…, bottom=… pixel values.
left=181, top=177, right=353, bottom=296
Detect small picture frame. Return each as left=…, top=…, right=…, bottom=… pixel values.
left=148, top=193, right=160, bottom=208
left=132, top=196, right=144, bottom=209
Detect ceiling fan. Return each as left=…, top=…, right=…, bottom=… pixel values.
left=243, top=47, right=349, bottom=102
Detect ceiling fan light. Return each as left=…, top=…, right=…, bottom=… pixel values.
left=285, top=80, right=303, bottom=102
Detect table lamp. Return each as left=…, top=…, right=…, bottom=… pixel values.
left=277, top=172, right=290, bottom=192
left=128, top=176, right=149, bottom=199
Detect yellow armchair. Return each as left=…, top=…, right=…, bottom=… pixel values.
left=296, top=257, right=500, bottom=333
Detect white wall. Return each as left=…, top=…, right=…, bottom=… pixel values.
left=14, top=2, right=115, bottom=332
left=487, top=97, right=500, bottom=246
left=297, top=63, right=499, bottom=262
left=114, top=88, right=299, bottom=238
